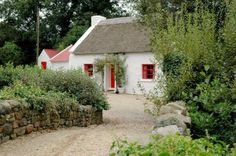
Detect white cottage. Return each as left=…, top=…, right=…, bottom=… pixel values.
left=38, top=46, right=73, bottom=70
left=38, top=49, right=58, bottom=69
left=69, top=16, right=161, bottom=94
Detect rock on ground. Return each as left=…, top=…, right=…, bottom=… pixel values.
left=153, top=101, right=191, bottom=136
left=152, top=125, right=180, bottom=136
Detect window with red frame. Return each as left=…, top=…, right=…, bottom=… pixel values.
left=41, top=61, right=47, bottom=70
left=142, top=64, right=156, bottom=79
left=84, top=64, right=93, bottom=77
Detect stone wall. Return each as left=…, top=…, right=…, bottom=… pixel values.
left=0, top=100, right=103, bottom=144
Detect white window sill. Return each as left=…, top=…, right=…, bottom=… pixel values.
left=140, top=79, right=155, bottom=82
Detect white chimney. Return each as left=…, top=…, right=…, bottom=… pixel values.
left=91, top=15, right=106, bottom=26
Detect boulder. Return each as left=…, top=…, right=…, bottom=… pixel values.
left=152, top=125, right=181, bottom=136
left=159, top=105, right=185, bottom=115
left=154, top=113, right=191, bottom=130
left=15, top=112, right=23, bottom=120
left=158, top=101, right=187, bottom=115
left=12, top=121, right=19, bottom=128
left=3, top=123, right=13, bottom=135
left=167, top=101, right=186, bottom=107
left=26, top=124, right=34, bottom=134
left=19, top=118, right=28, bottom=126
left=14, top=127, right=26, bottom=136
left=1, top=136, right=10, bottom=143
left=34, top=122, right=40, bottom=128
left=6, top=100, right=20, bottom=109
left=0, top=117, right=6, bottom=126
left=0, top=101, right=11, bottom=114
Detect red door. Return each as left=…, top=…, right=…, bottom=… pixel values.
left=111, top=65, right=115, bottom=88
left=41, top=61, right=47, bottom=70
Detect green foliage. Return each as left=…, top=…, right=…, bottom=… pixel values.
left=0, top=42, right=23, bottom=65
left=110, top=134, right=235, bottom=156
left=184, top=77, right=236, bottom=143
left=137, top=0, right=236, bottom=145
left=0, top=63, right=22, bottom=88
left=0, top=0, right=127, bottom=64
left=56, top=24, right=87, bottom=51
left=38, top=70, right=109, bottom=110
left=163, top=52, right=185, bottom=78
left=0, top=64, right=109, bottom=110
left=0, top=81, right=77, bottom=112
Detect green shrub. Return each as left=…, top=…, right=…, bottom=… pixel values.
left=0, top=64, right=109, bottom=110
left=0, top=63, right=21, bottom=89
left=38, top=70, right=109, bottom=110
left=110, top=134, right=235, bottom=156
left=0, top=81, right=77, bottom=112
left=185, top=78, right=236, bottom=143
left=163, top=52, right=185, bottom=78
left=137, top=0, right=236, bottom=145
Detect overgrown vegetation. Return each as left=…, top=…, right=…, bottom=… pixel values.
left=0, top=81, right=77, bottom=112
left=110, top=134, right=236, bottom=156
left=0, top=64, right=109, bottom=111
left=136, top=0, right=236, bottom=145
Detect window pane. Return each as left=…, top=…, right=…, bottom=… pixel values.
left=142, top=64, right=155, bottom=79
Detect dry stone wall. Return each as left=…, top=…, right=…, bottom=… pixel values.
left=0, top=100, right=103, bottom=144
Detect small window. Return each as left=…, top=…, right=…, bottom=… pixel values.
left=84, top=64, right=93, bottom=77
left=142, top=64, right=155, bottom=79
left=41, top=61, right=47, bottom=70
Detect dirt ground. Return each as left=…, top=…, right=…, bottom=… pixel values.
left=0, top=93, right=155, bottom=156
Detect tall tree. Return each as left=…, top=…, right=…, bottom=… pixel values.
left=0, top=42, right=23, bottom=65
left=0, top=0, right=126, bottom=64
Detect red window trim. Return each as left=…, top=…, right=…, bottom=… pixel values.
left=84, top=64, right=93, bottom=77
left=142, top=64, right=156, bottom=79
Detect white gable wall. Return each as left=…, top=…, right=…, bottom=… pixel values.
left=69, top=52, right=162, bottom=95
left=37, top=50, right=53, bottom=69
left=51, top=62, right=69, bottom=71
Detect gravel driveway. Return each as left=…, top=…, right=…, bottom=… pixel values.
left=0, top=93, right=155, bottom=156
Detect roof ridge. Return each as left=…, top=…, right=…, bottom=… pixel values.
left=98, top=16, right=137, bottom=25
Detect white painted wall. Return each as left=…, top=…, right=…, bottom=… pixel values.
left=69, top=53, right=104, bottom=88
left=69, top=52, right=163, bottom=95
left=125, top=52, right=163, bottom=94
left=37, top=50, right=52, bottom=69
left=50, top=62, right=69, bottom=71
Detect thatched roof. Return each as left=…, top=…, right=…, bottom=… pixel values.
left=73, top=17, right=151, bottom=55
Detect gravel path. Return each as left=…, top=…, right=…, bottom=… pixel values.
left=0, top=93, right=155, bottom=156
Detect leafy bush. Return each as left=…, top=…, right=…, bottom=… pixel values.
left=0, top=63, right=21, bottom=89
left=38, top=70, right=109, bottom=110
left=0, top=81, right=77, bottom=112
left=0, top=64, right=109, bottom=110
left=163, top=52, right=185, bottom=78
left=137, top=0, right=236, bottom=144
left=110, top=134, right=235, bottom=156
left=184, top=77, right=236, bottom=144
